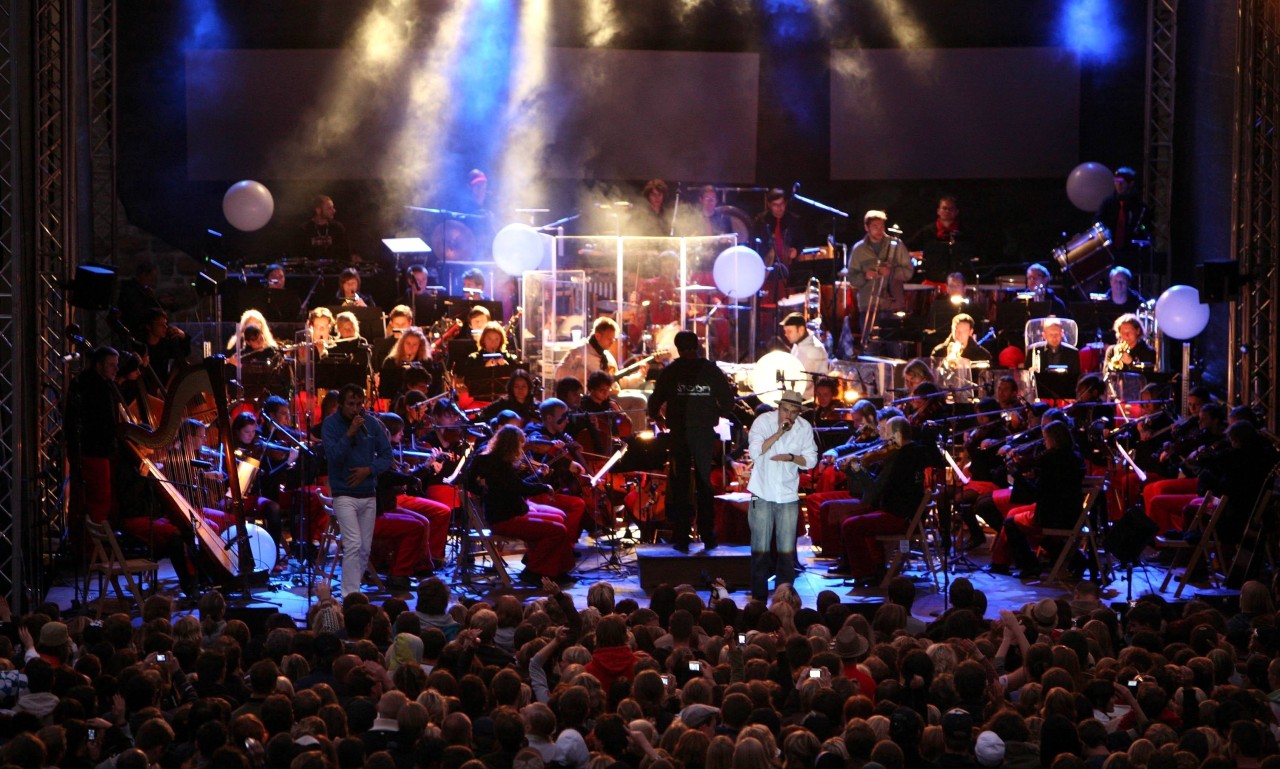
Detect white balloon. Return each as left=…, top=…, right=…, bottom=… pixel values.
left=1065, top=162, right=1116, bottom=212
left=712, top=245, right=766, bottom=299
left=493, top=223, right=551, bottom=276
left=1154, top=284, right=1210, bottom=340
left=222, top=180, right=275, bottom=232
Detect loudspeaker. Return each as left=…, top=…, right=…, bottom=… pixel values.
left=70, top=264, right=116, bottom=311
left=225, top=604, right=280, bottom=636
left=1196, top=260, right=1241, bottom=303
left=636, top=544, right=752, bottom=593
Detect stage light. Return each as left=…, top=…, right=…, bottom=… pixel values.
left=182, top=0, right=228, bottom=49
left=1060, top=0, right=1121, bottom=62
left=842, top=389, right=860, bottom=403
left=873, top=0, right=930, bottom=49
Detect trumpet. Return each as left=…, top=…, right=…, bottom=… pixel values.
left=1106, top=340, right=1132, bottom=371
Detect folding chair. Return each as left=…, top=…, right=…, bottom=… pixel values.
left=1042, top=476, right=1108, bottom=584
left=85, top=519, right=159, bottom=617
left=459, top=491, right=514, bottom=590
left=876, top=487, right=941, bottom=589
left=1157, top=494, right=1227, bottom=597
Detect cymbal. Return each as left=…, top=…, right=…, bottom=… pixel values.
left=679, top=284, right=718, bottom=292
left=777, top=293, right=808, bottom=307
left=857, top=355, right=907, bottom=365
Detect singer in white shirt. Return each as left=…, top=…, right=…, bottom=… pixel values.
left=746, top=390, right=819, bottom=601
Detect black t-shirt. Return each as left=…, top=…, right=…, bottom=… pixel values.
left=647, top=356, right=734, bottom=432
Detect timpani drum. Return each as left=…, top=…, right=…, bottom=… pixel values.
left=1052, top=223, right=1113, bottom=282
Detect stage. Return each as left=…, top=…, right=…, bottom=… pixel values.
left=46, top=528, right=1234, bottom=627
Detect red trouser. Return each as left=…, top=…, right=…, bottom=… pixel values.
left=1148, top=494, right=1201, bottom=533
left=396, top=494, right=453, bottom=560
left=78, top=456, right=116, bottom=523
left=533, top=493, right=586, bottom=539
left=991, top=505, right=1039, bottom=566
left=807, top=492, right=853, bottom=555
left=280, top=486, right=328, bottom=544
left=1143, top=477, right=1198, bottom=516
left=492, top=502, right=574, bottom=578
left=814, top=464, right=844, bottom=493
left=840, top=510, right=906, bottom=577
left=371, top=511, right=432, bottom=577
left=425, top=484, right=462, bottom=512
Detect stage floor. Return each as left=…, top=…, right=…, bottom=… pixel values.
left=44, top=530, right=1227, bottom=624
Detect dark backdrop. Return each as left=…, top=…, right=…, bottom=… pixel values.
left=118, top=1, right=1150, bottom=279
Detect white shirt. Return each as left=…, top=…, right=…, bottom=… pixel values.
left=747, top=411, right=819, bottom=503
left=789, top=332, right=829, bottom=399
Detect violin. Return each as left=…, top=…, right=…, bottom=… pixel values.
left=838, top=439, right=896, bottom=471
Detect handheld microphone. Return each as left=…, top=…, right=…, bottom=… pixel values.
left=358, top=409, right=370, bottom=436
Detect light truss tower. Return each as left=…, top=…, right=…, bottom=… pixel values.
left=1232, top=0, right=1280, bottom=430
left=1143, top=0, right=1177, bottom=274
left=0, top=0, right=29, bottom=607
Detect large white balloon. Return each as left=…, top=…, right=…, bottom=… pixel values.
left=712, top=245, right=766, bottom=299
left=1065, top=162, right=1116, bottom=212
left=222, top=180, right=275, bottom=232
left=493, top=223, right=552, bottom=276
left=1154, top=284, right=1210, bottom=340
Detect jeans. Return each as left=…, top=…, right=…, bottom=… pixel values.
left=749, top=497, right=798, bottom=600
left=668, top=429, right=717, bottom=546
left=333, top=495, right=377, bottom=598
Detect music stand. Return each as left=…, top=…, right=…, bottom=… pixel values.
left=323, top=305, right=385, bottom=340
left=314, top=361, right=367, bottom=391
left=381, top=237, right=433, bottom=302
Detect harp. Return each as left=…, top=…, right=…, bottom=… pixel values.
left=118, top=356, right=254, bottom=582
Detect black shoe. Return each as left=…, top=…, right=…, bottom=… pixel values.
left=517, top=569, right=544, bottom=584
left=702, top=539, right=719, bottom=553
left=963, top=533, right=987, bottom=551
left=850, top=571, right=886, bottom=588
left=986, top=564, right=1011, bottom=576
left=672, top=541, right=690, bottom=554
left=827, top=560, right=852, bottom=576
left=554, top=573, right=577, bottom=586
left=385, top=576, right=413, bottom=592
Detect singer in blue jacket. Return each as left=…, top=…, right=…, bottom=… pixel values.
left=322, top=383, right=393, bottom=598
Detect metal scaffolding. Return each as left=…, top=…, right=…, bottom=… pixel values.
left=1233, top=0, right=1280, bottom=430
left=0, top=0, right=25, bottom=606
left=1143, top=0, right=1178, bottom=274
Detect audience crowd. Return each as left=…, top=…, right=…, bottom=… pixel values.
left=1, top=573, right=1280, bottom=769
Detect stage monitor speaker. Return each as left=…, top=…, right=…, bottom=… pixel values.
left=1196, top=260, right=1241, bottom=303
left=225, top=604, right=281, bottom=636
left=71, top=264, right=116, bottom=311
left=636, top=545, right=751, bottom=593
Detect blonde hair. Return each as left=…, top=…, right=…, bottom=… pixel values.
left=389, top=327, right=429, bottom=364
left=227, top=309, right=277, bottom=350
left=336, top=311, right=361, bottom=339
left=307, top=307, right=335, bottom=326
left=1114, top=313, right=1144, bottom=338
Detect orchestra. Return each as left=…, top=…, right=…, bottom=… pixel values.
left=73, top=176, right=1255, bottom=606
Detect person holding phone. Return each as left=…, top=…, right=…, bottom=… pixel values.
left=746, top=390, right=819, bottom=601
